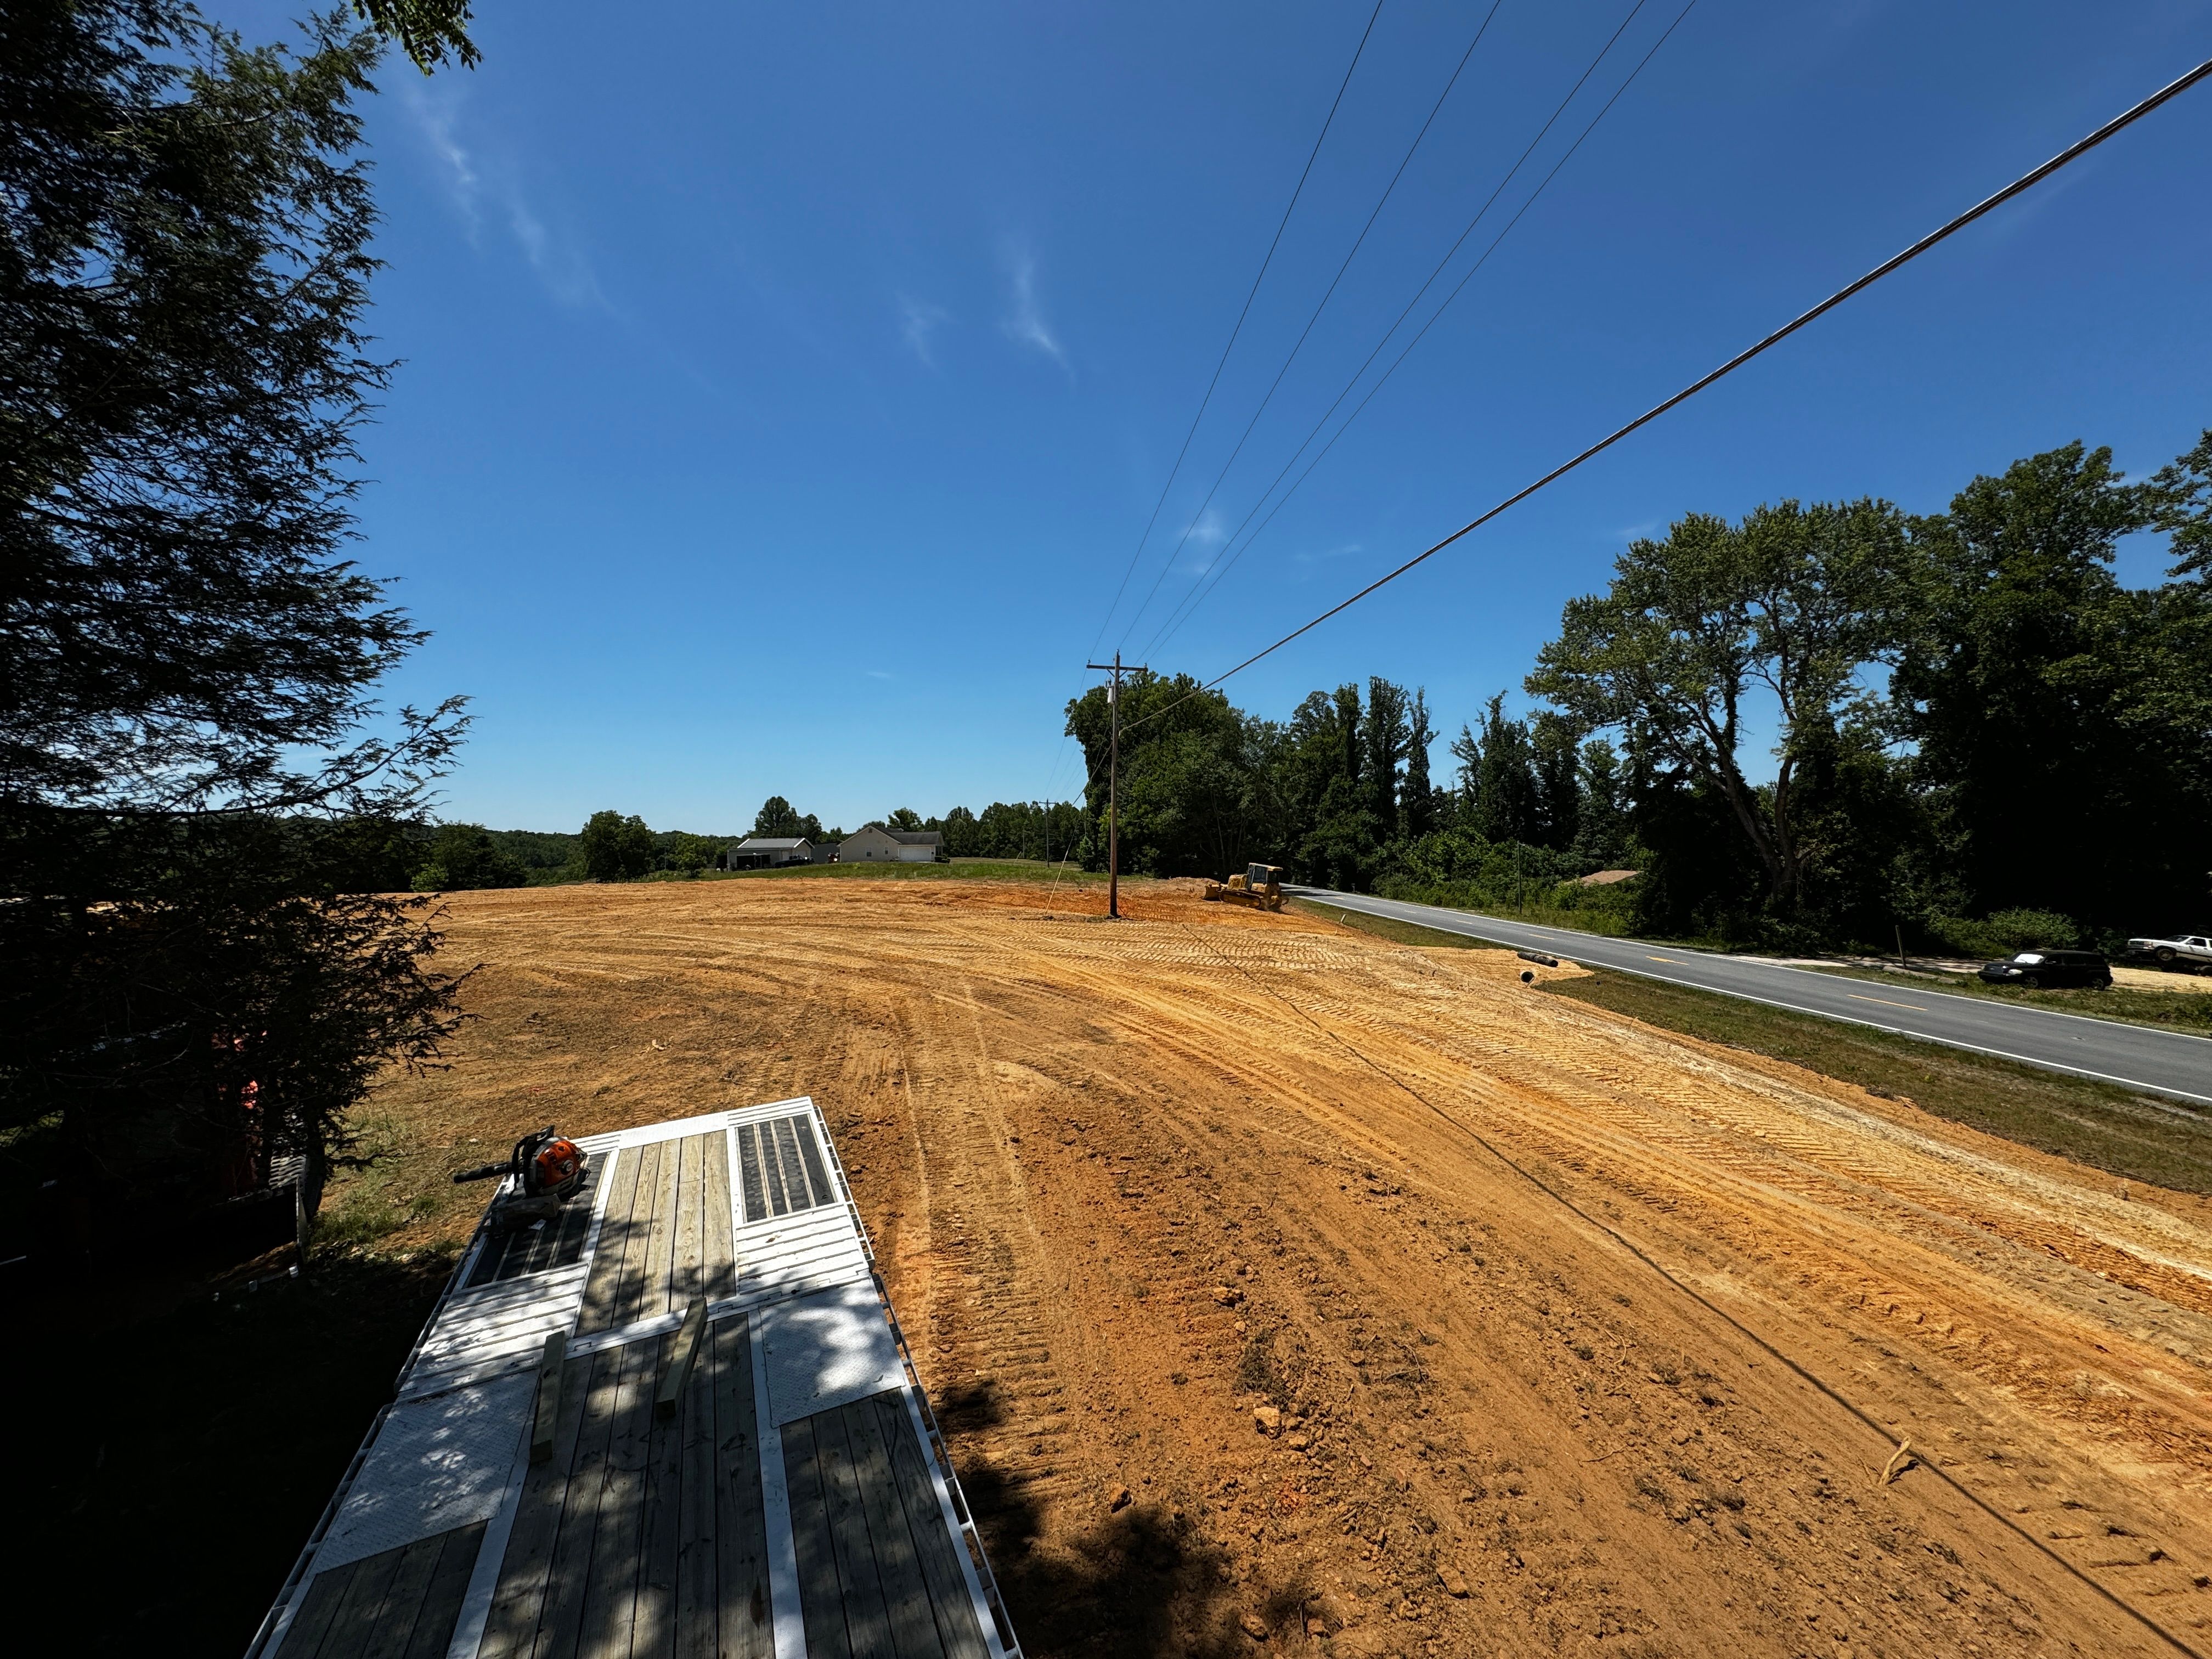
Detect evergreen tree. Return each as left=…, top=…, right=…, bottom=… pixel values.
left=1363, top=678, right=1411, bottom=837
left=1, top=2, right=466, bottom=1228
left=1471, top=695, right=1540, bottom=844
left=1402, top=690, right=1437, bottom=840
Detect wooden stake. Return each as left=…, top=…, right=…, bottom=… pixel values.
left=532, top=1330, right=568, bottom=1464
left=656, top=1300, right=708, bottom=1420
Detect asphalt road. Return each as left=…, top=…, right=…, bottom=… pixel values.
left=1286, top=886, right=2212, bottom=1107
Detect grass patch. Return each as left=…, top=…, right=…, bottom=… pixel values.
left=1541, top=970, right=2212, bottom=1194
left=1786, top=961, right=2212, bottom=1036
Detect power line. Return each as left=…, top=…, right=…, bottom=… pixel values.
left=1138, top=0, right=1672, bottom=662
left=1085, top=0, right=1385, bottom=662
left=1142, top=0, right=1695, bottom=661
left=1120, top=48, right=2212, bottom=737
left=1111, top=0, right=1509, bottom=654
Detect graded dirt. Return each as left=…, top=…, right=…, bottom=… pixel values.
left=366, top=876, right=2212, bottom=1658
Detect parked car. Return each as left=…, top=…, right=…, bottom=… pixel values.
left=1978, top=949, right=2112, bottom=989
left=2124, top=933, right=2212, bottom=969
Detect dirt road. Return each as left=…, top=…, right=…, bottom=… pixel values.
left=376, top=876, right=2212, bottom=1658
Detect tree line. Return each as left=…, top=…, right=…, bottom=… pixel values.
left=1066, top=435, right=2212, bottom=954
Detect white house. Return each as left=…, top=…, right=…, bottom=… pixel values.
left=838, top=826, right=941, bottom=863
left=729, top=836, right=817, bottom=868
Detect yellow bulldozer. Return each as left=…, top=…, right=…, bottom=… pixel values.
left=1203, top=862, right=1286, bottom=912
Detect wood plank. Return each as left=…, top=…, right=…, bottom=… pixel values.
left=701, top=1131, right=735, bottom=1301
left=359, top=1532, right=448, bottom=1659
left=520, top=1345, right=628, bottom=1659
left=869, top=1395, right=990, bottom=1659
left=273, top=1559, right=360, bottom=1659
left=399, top=1522, right=490, bottom=1659
left=578, top=1148, right=642, bottom=1334
left=645, top=1139, right=684, bottom=1323
left=633, top=1335, right=690, bottom=1659
left=674, top=1325, right=720, bottom=1659
left=712, top=1318, right=775, bottom=1659
left=838, top=1399, right=946, bottom=1659
left=571, top=1335, right=660, bottom=1659
left=674, top=1135, right=706, bottom=1310
left=613, top=1140, right=667, bottom=1329
left=477, top=1336, right=596, bottom=1659
left=313, top=1535, right=410, bottom=1659
left=812, top=1406, right=896, bottom=1659
left=657, top=1300, right=707, bottom=1421
left=534, top=1331, right=569, bottom=1463
left=779, top=1418, right=854, bottom=1659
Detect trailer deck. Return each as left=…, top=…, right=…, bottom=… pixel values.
left=249, top=1099, right=1018, bottom=1659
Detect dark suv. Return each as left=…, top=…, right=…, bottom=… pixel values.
left=1977, top=949, right=2112, bottom=990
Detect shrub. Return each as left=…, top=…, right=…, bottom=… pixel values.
left=1928, top=908, right=2085, bottom=958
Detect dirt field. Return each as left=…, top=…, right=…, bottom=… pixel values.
left=368, top=875, right=2212, bottom=1658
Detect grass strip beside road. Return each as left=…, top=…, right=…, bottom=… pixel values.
left=1297, top=898, right=2212, bottom=1195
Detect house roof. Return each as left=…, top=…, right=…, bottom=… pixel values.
left=887, top=830, right=941, bottom=846
left=734, top=837, right=811, bottom=850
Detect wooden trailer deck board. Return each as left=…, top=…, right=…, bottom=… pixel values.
left=250, top=1101, right=1018, bottom=1659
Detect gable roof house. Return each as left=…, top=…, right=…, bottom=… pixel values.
left=839, top=826, right=943, bottom=864
left=727, top=836, right=817, bottom=868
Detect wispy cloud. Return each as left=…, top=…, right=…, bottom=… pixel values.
left=1292, top=540, right=1364, bottom=567
left=1183, top=509, right=1228, bottom=547
left=898, top=294, right=950, bottom=366
left=999, top=242, right=1069, bottom=374
left=397, top=79, right=604, bottom=310
left=400, top=78, right=480, bottom=229
left=865, top=669, right=895, bottom=681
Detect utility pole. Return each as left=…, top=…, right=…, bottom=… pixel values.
left=1085, top=652, right=1146, bottom=919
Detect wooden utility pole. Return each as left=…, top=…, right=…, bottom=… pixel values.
left=1085, top=652, right=1146, bottom=919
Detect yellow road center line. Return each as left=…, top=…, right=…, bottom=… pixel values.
left=1646, top=956, right=1681, bottom=964
left=1848, top=992, right=1928, bottom=1012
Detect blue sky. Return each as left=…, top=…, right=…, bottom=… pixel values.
left=225, top=1, right=2212, bottom=833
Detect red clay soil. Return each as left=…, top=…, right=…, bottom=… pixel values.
left=364, top=875, right=2212, bottom=1658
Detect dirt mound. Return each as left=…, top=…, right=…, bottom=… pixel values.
left=376, top=876, right=2212, bottom=1656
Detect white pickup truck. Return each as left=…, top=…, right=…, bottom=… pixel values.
left=2125, top=933, right=2212, bottom=968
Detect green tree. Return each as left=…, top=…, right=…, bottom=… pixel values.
left=1363, top=677, right=1410, bottom=836
left=1530, top=499, right=1910, bottom=911
left=2149, top=427, right=2212, bottom=580
left=1, top=3, right=466, bottom=1225
left=1568, top=740, right=1630, bottom=870
left=752, top=796, right=803, bottom=838
left=411, top=822, right=526, bottom=891
left=1401, top=690, right=1437, bottom=840
left=1892, top=442, right=2208, bottom=927
left=349, top=0, right=476, bottom=71
left=885, top=807, right=925, bottom=832
left=578, top=811, right=654, bottom=881
left=1469, top=695, right=1540, bottom=845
